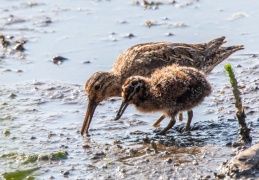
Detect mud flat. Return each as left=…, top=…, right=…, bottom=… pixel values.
left=1, top=0, right=259, bottom=179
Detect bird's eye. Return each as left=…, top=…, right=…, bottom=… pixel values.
left=94, top=84, right=101, bottom=90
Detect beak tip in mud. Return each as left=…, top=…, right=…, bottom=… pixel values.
left=114, top=115, right=120, bottom=120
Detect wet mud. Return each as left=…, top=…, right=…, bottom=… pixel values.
left=1, top=58, right=259, bottom=179
left=1, top=0, right=259, bottom=179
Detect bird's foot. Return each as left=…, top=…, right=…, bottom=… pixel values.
left=156, top=129, right=167, bottom=135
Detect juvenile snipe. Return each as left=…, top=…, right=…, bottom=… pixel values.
left=116, top=65, right=212, bottom=135
left=81, top=36, right=243, bottom=135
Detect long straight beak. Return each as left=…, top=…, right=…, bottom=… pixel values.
left=114, top=100, right=129, bottom=120
left=81, top=100, right=98, bottom=135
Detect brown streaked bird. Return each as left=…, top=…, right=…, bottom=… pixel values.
left=116, top=65, right=212, bottom=135
left=81, top=36, right=244, bottom=135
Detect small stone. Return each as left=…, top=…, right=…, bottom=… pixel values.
left=60, top=145, right=68, bottom=148
left=14, top=40, right=26, bottom=51
left=91, top=151, right=105, bottom=160
left=145, top=20, right=156, bottom=28
left=222, top=160, right=228, bottom=165
left=214, top=173, right=226, bottom=179
left=174, top=163, right=180, bottom=166
left=116, top=144, right=123, bottom=149
left=9, top=93, right=17, bottom=98
left=216, top=173, right=226, bottom=179
left=124, top=33, right=135, bottom=38
left=203, top=175, right=211, bottom=179
left=102, top=165, right=108, bottom=169
left=163, top=151, right=170, bottom=156
left=128, top=148, right=137, bottom=155
left=165, top=158, right=173, bottom=164
left=52, top=56, right=68, bottom=64
left=192, top=160, right=198, bottom=165
left=113, top=139, right=122, bottom=144
left=48, top=132, right=56, bottom=138
left=49, top=175, right=55, bottom=179
left=95, top=152, right=105, bottom=156
left=118, top=20, right=127, bottom=24
left=165, top=32, right=174, bottom=36
left=3, top=130, right=10, bottom=136
left=226, top=142, right=232, bottom=146
left=120, top=168, right=126, bottom=173
left=30, top=136, right=36, bottom=140
left=83, top=61, right=91, bottom=64
left=63, top=170, right=69, bottom=176
left=82, top=144, right=91, bottom=149
left=142, top=135, right=149, bottom=143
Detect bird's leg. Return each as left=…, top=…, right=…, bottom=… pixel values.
left=157, top=116, right=176, bottom=135
left=178, top=112, right=183, bottom=121
left=153, top=114, right=166, bottom=127
left=185, top=110, right=193, bottom=131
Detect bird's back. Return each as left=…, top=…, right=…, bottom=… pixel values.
left=149, top=65, right=212, bottom=111
left=112, top=37, right=244, bottom=83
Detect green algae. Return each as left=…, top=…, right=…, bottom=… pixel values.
left=0, top=115, right=13, bottom=121
left=22, top=155, right=38, bottom=164
left=0, top=152, right=17, bottom=158
left=50, top=151, right=68, bottom=160
left=37, top=151, right=68, bottom=161
left=1, top=167, right=39, bottom=180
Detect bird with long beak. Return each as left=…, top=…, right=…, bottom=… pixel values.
left=116, top=65, right=212, bottom=135
left=81, top=36, right=244, bottom=135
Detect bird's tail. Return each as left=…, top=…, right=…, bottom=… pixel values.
left=219, top=45, right=245, bottom=54
left=205, top=36, right=226, bottom=49
left=204, top=44, right=244, bottom=73
left=215, top=44, right=244, bottom=64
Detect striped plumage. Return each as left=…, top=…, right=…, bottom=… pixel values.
left=81, top=36, right=244, bottom=135
left=116, top=65, right=212, bottom=134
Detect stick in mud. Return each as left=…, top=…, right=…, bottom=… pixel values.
left=224, top=63, right=252, bottom=144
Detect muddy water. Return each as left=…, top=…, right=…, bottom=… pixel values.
left=1, top=0, right=259, bottom=179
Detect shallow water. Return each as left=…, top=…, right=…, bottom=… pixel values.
left=1, top=0, right=259, bottom=179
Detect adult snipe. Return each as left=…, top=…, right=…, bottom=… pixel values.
left=81, top=36, right=244, bottom=135
left=116, top=65, right=212, bottom=135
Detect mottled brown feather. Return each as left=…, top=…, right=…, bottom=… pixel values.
left=81, top=36, right=244, bottom=135
left=120, top=65, right=212, bottom=134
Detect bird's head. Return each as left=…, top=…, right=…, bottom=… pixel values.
left=115, top=76, right=147, bottom=120
left=81, top=71, right=120, bottom=135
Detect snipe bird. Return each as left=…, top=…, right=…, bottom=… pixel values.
left=116, top=65, right=212, bottom=135
left=81, top=36, right=244, bottom=135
